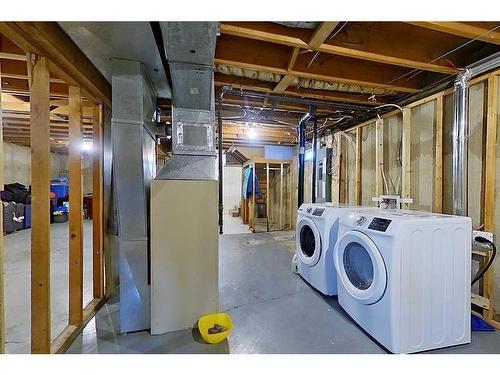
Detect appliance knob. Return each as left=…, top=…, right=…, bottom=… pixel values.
left=306, top=207, right=312, bottom=213
left=355, top=216, right=366, bottom=226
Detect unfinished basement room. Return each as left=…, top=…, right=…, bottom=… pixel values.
left=2, top=1, right=500, bottom=373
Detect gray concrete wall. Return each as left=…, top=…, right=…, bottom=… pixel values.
left=3, top=142, right=68, bottom=187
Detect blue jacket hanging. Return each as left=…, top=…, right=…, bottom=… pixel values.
left=244, top=167, right=262, bottom=199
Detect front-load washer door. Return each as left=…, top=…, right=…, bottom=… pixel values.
left=334, top=231, right=387, bottom=304
left=296, top=217, right=321, bottom=266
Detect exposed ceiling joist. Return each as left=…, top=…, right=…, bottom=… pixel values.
left=0, top=22, right=111, bottom=106
left=219, top=22, right=458, bottom=75
left=407, top=22, right=500, bottom=45
left=309, top=22, right=340, bottom=48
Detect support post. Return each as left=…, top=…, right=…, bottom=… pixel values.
left=0, top=52, right=5, bottom=354
left=375, top=119, right=384, bottom=196
left=434, top=96, right=444, bottom=213
left=92, top=105, right=104, bottom=299
left=218, top=94, right=223, bottom=234
left=483, top=75, right=499, bottom=321
left=355, top=128, right=362, bottom=205
left=29, top=55, right=51, bottom=354
left=402, top=109, right=412, bottom=208
left=280, top=163, right=284, bottom=229
left=266, top=163, right=269, bottom=232
left=68, top=86, right=83, bottom=326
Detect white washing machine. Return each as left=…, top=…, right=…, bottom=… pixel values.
left=296, top=203, right=366, bottom=295
left=333, top=209, right=472, bottom=353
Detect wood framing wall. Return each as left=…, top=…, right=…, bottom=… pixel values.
left=338, top=68, right=500, bottom=327
left=0, top=25, right=111, bottom=353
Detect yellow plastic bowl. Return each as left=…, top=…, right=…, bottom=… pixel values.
left=198, top=313, right=233, bottom=344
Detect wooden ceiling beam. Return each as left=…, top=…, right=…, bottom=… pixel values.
left=407, top=22, right=500, bottom=45
left=220, top=22, right=457, bottom=75
left=216, top=35, right=421, bottom=93
left=309, top=22, right=340, bottom=48
left=0, top=22, right=111, bottom=106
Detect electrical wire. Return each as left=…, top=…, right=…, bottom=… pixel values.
left=472, top=236, right=497, bottom=286
left=306, top=22, right=349, bottom=69
left=353, top=24, right=500, bottom=102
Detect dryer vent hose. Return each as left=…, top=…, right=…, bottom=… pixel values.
left=472, top=236, right=497, bottom=286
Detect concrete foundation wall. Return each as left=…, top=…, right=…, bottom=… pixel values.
left=3, top=142, right=68, bottom=187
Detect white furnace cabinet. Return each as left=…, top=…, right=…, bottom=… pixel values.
left=150, top=179, right=219, bottom=334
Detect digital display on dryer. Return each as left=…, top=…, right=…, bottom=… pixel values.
left=368, top=217, right=392, bottom=232
left=312, top=208, right=325, bottom=216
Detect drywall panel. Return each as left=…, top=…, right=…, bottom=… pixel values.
left=361, top=123, right=376, bottom=205
left=151, top=179, right=219, bottom=334
left=234, top=146, right=264, bottom=160
left=223, top=165, right=242, bottom=213
left=383, top=114, right=403, bottom=197
left=410, top=101, right=435, bottom=212
left=344, top=132, right=356, bottom=204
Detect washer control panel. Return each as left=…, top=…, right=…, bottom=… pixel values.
left=312, top=208, right=325, bottom=216
left=368, top=217, right=392, bottom=232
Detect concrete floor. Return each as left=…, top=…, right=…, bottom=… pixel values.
left=4, top=221, right=94, bottom=354
left=67, top=230, right=500, bottom=354
left=222, top=214, right=251, bottom=235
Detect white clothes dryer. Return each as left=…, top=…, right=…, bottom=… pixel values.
left=296, top=203, right=370, bottom=295
left=333, top=209, right=472, bottom=353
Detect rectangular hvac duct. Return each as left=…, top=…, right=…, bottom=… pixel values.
left=150, top=22, right=219, bottom=334
left=111, top=59, right=157, bottom=333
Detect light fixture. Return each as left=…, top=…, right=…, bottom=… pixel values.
left=81, top=141, right=93, bottom=152
left=247, top=128, right=257, bottom=139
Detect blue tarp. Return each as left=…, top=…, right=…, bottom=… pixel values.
left=243, top=167, right=262, bottom=199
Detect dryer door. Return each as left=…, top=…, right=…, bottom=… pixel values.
left=334, top=231, right=387, bottom=304
left=296, top=217, right=321, bottom=266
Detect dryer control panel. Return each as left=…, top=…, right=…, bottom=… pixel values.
left=368, top=217, right=392, bottom=232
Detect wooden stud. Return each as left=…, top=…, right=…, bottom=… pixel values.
left=266, top=163, right=270, bottom=232
left=29, top=54, right=51, bottom=354
left=434, top=96, right=444, bottom=213
left=339, top=136, right=346, bottom=203
left=375, top=119, right=384, bottom=197
left=68, top=85, right=83, bottom=326
left=355, top=128, right=362, bottom=205
left=0, top=52, right=5, bottom=354
left=402, top=108, right=412, bottom=208
left=92, top=105, right=104, bottom=299
left=280, top=163, right=284, bottom=230
left=483, top=75, right=499, bottom=322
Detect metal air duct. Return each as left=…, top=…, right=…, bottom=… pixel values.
left=452, top=51, right=500, bottom=216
